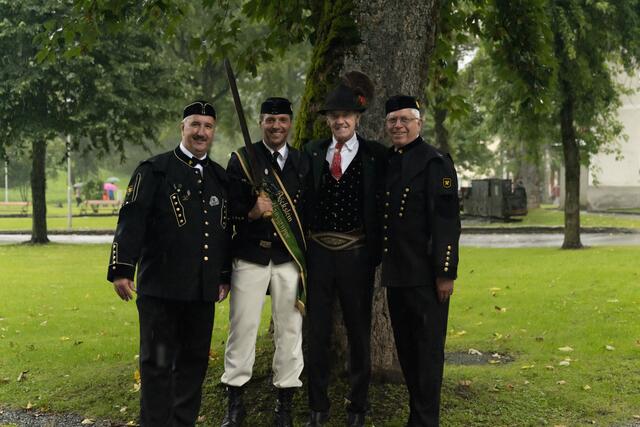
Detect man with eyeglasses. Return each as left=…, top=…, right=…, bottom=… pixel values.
left=108, top=101, right=231, bottom=426
left=220, top=97, right=309, bottom=427
left=303, top=77, right=386, bottom=427
left=380, top=95, right=461, bottom=426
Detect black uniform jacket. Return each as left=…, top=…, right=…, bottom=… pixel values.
left=381, top=137, right=461, bottom=287
left=107, top=147, right=232, bottom=302
left=227, top=141, right=309, bottom=265
left=303, top=135, right=387, bottom=265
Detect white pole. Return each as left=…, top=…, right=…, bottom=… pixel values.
left=66, top=135, right=72, bottom=230
left=3, top=160, right=8, bottom=203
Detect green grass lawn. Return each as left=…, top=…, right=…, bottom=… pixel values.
left=468, top=206, right=640, bottom=229
left=2, top=205, right=640, bottom=233
left=0, top=214, right=117, bottom=232
left=1, top=244, right=639, bottom=426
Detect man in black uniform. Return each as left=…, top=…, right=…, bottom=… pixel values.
left=303, top=82, right=386, bottom=427
left=108, top=101, right=231, bottom=427
left=381, top=95, right=461, bottom=427
left=221, top=97, right=308, bottom=427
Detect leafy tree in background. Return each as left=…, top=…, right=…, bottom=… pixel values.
left=436, top=0, right=639, bottom=242
left=0, top=0, right=181, bottom=243
left=547, top=0, right=638, bottom=248
left=478, top=0, right=639, bottom=248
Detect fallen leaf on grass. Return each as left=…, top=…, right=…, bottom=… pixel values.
left=520, top=364, right=535, bottom=370
left=488, top=385, right=500, bottom=392
left=120, top=407, right=127, bottom=413
left=60, top=336, right=70, bottom=341
left=133, top=369, right=141, bottom=383
left=493, top=332, right=503, bottom=340
left=39, top=321, right=47, bottom=326
left=490, top=287, right=501, bottom=292
left=633, top=414, right=640, bottom=420
left=0, top=377, right=9, bottom=384
left=25, top=402, right=34, bottom=409
left=558, top=346, right=573, bottom=352
left=606, top=299, right=619, bottom=303
left=458, top=380, right=472, bottom=387
left=583, top=385, right=591, bottom=390
left=494, top=305, right=507, bottom=313
left=197, top=416, right=206, bottom=423
left=545, top=365, right=555, bottom=370
left=454, top=330, right=467, bottom=337
left=81, top=419, right=95, bottom=425
left=605, top=345, right=615, bottom=351
left=556, top=380, right=566, bottom=385
left=126, top=421, right=138, bottom=426
left=468, top=348, right=482, bottom=356
left=132, top=383, right=141, bottom=392
left=17, top=371, right=28, bottom=382
left=488, top=359, right=501, bottom=364
left=558, top=360, right=570, bottom=367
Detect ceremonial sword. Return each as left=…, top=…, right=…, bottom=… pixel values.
left=224, top=58, right=272, bottom=219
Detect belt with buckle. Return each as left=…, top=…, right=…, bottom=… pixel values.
left=309, top=230, right=365, bottom=251
left=259, top=240, right=272, bottom=249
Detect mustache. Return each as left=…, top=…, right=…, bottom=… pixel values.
left=192, top=135, right=207, bottom=141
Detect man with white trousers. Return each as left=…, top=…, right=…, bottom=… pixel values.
left=221, top=97, right=309, bottom=427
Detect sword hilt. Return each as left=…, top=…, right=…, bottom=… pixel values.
left=259, top=189, right=273, bottom=219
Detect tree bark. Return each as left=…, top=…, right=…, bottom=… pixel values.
left=295, top=0, right=440, bottom=381
left=559, top=83, right=582, bottom=249
left=30, top=139, right=49, bottom=244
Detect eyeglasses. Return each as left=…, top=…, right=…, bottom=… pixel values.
left=385, top=116, right=420, bottom=126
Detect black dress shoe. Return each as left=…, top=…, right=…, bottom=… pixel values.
left=221, top=386, right=246, bottom=427
left=347, top=411, right=365, bottom=427
left=305, top=410, right=329, bottom=426
left=274, top=388, right=295, bottom=427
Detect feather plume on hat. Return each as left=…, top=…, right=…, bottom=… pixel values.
left=341, top=71, right=374, bottom=108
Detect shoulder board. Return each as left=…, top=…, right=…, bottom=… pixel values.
left=142, top=150, right=172, bottom=172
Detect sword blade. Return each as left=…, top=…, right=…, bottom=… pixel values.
left=224, top=58, right=261, bottom=184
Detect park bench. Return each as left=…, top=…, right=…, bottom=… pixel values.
left=80, top=200, right=122, bottom=215
left=0, top=201, right=30, bottom=215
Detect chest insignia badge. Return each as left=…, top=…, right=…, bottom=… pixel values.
left=210, top=196, right=220, bottom=206
left=443, top=178, right=452, bottom=189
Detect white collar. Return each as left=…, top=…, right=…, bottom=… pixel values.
left=262, top=141, right=289, bottom=158
left=179, top=142, right=207, bottom=161
left=331, top=133, right=358, bottom=151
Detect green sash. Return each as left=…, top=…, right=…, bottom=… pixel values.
left=235, top=148, right=307, bottom=314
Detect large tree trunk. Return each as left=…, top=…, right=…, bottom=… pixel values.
left=30, top=139, right=49, bottom=244
left=559, top=83, right=582, bottom=249
left=294, top=0, right=439, bottom=380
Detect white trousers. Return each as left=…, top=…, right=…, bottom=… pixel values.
left=221, top=259, right=303, bottom=388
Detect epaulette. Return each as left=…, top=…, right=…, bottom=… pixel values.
left=144, top=150, right=173, bottom=173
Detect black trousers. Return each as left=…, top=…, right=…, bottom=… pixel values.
left=306, top=241, right=375, bottom=414
left=136, top=295, right=215, bottom=427
left=387, top=286, right=449, bottom=427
